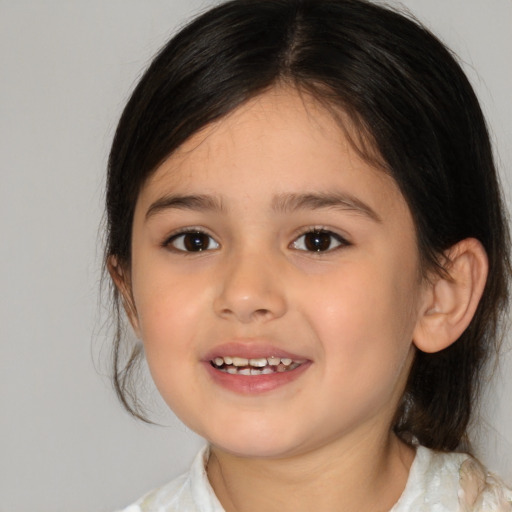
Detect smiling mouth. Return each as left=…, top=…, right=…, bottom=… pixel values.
left=210, top=356, right=304, bottom=375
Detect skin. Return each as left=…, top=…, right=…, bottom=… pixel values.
left=123, top=87, right=438, bottom=511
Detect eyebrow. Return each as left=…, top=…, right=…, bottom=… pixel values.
left=271, top=192, right=382, bottom=222
left=145, top=191, right=381, bottom=222
left=145, top=194, right=225, bottom=219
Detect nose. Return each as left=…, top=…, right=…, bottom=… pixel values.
left=213, top=250, right=287, bottom=323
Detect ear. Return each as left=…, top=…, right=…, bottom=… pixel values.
left=413, top=238, right=488, bottom=353
left=107, top=256, right=141, bottom=338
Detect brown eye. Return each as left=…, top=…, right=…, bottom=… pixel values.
left=292, top=230, right=346, bottom=252
left=168, top=232, right=219, bottom=252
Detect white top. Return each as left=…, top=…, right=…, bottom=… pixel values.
left=118, top=445, right=512, bottom=511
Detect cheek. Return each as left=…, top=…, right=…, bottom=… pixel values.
left=131, top=265, right=210, bottom=378
left=135, top=284, right=208, bottom=420
left=302, top=257, right=419, bottom=372
left=307, top=272, right=417, bottom=422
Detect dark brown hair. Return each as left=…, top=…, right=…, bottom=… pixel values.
left=105, top=0, right=510, bottom=451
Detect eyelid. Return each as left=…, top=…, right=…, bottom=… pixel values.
left=162, top=227, right=220, bottom=252
left=289, top=227, right=351, bottom=252
left=160, top=225, right=350, bottom=253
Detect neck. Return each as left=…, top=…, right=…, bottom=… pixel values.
left=207, top=431, right=415, bottom=512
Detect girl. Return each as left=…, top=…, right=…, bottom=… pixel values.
left=105, top=0, right=512, bottom=510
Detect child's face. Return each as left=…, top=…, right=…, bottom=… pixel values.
left=128, top=88, right=428, bottom=458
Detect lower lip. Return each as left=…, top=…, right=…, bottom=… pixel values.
left=203, top=361, right=311, bottom=394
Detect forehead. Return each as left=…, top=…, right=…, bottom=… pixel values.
left=136, top=87, right=406, bottom=219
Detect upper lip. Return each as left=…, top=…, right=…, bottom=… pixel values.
left=202, top=340, right=309, bottom=362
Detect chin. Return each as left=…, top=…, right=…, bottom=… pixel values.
left=203, top=422, right=310, bottom=459
left=212, top=439, right=298, bottom=459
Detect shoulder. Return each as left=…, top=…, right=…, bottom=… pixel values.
left=116, top=472, right=190, bottom=512
left=457, top=454, right=512, bottom=511
left=393, top=446, right=512, bottom=512
left=114, top=446, right=224, bottom=512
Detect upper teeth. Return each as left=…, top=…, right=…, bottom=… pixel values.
left=212, top=356, right=300, bottom=368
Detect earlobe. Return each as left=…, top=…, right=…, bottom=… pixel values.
left=107, top=256, right=141, bottom=337
left=413, top=238, right=488, bottom=354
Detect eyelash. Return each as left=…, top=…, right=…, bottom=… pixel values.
left=290, top=228, right=351, bottom=253
left=163, top=228, right=219, bottom=253
left=162, top=227, right=351, bottom=254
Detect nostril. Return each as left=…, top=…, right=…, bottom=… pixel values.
left=216, top=305, right=277, bottom=323
left=253, top=308, right=271, bottom=317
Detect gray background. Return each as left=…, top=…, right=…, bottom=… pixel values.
left=1, top=1, right=510, bottom=511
